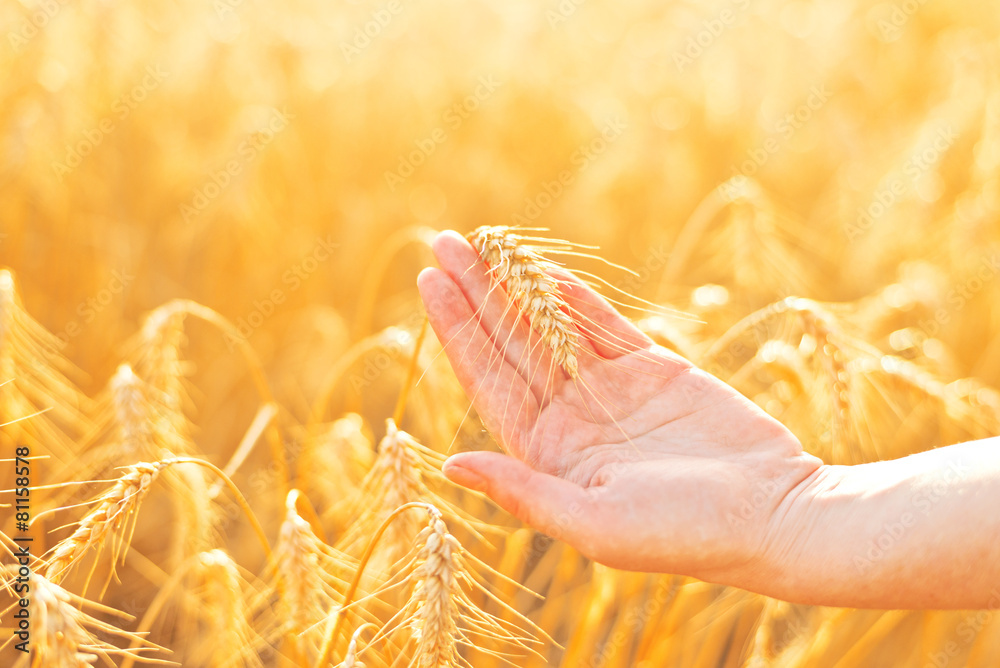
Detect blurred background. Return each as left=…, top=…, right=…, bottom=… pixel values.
left=3, top=0, right=998, bottom=393
left=3, top=0, right=1000, bottom=665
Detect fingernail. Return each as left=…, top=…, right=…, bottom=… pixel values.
left=444, top=462, right=487, bottom=493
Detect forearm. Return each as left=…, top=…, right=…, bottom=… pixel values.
left=753, top=439, right=1000, bottom=609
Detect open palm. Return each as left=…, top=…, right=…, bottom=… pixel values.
left=418, top=231, right=821, bottom=581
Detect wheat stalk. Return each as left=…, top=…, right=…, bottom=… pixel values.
left=468, top=226, right=581, bottom=378
left=131, top=305, right=191, bottom=440
left=338, top=635, right=364, bottom=668
left=133, top=299, right=289, bottom=492
left=371, top=420, right=429, bottom=554
left=127, top=308, right=216, bottom=575
left=703, top=297, right=863, bottom=461
left=310, top=326, right=418, bottom=426
left=334, top=419, right=427, bottom=566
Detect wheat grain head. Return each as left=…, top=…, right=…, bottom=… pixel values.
left=43, top=462, right=165, bottom=584
left=468, top=226, right=581, bottom=379
left=337, top=420, right=486, bottom=568
left=4, top=571, right=163, bottom=667
left=370, top=507, right=545, bottom=668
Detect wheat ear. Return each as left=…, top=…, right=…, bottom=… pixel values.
left=337, top=419, right=486, bottom=567
left=43, top=462, right=165, bottom=584
left=337, top=624, right=377, bottom=668
left=398, top=510, right=546, bottom=667
left=0, top=268, right=92, bottom=463
left=196, top=549, right=262, bottom=668
left=32, top=573, right=99, bottom=667
left=272, top=489, right=353, bottom=661
left=407, top=513, right=462, bottom=667
left=110, top=364, right=159, bottom=457
left=279, top=491, right=331, bottom=635
left=43, top=457, right=271, bottom=588
left=468, top=225, right=581, bottom=378
left=794, top=301, right=855, bottom=459
left=20, top=571, right=164, bottom=667
left=702, top=297, right=859, bottom=459
left=318, top=503, right=545, bottom=668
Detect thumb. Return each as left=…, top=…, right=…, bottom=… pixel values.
left=443, top=451, right=598, bottom=548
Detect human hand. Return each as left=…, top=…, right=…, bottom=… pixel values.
left=416, top=230, right=822, bottom=585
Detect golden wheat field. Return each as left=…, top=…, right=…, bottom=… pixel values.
left=2, top=0, right=1000, bottom=664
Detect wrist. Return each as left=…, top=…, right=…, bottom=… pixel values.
left=692, top=448, right=828, bottom=594
left=720, top=458, right=842, bottom=603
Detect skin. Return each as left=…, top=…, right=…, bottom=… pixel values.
left=417, top=230, right=1000, bottom=610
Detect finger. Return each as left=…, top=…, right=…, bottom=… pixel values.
left=553, top=269, right=654, bottom=359
left=432, top=230, right=562, bottom=399
left=418, top=266, right=536, bottom=453
left=443, top=451, right=599, bottom=550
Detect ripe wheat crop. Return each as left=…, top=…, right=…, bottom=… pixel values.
left=3, top=0, right=1000, bottom=665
